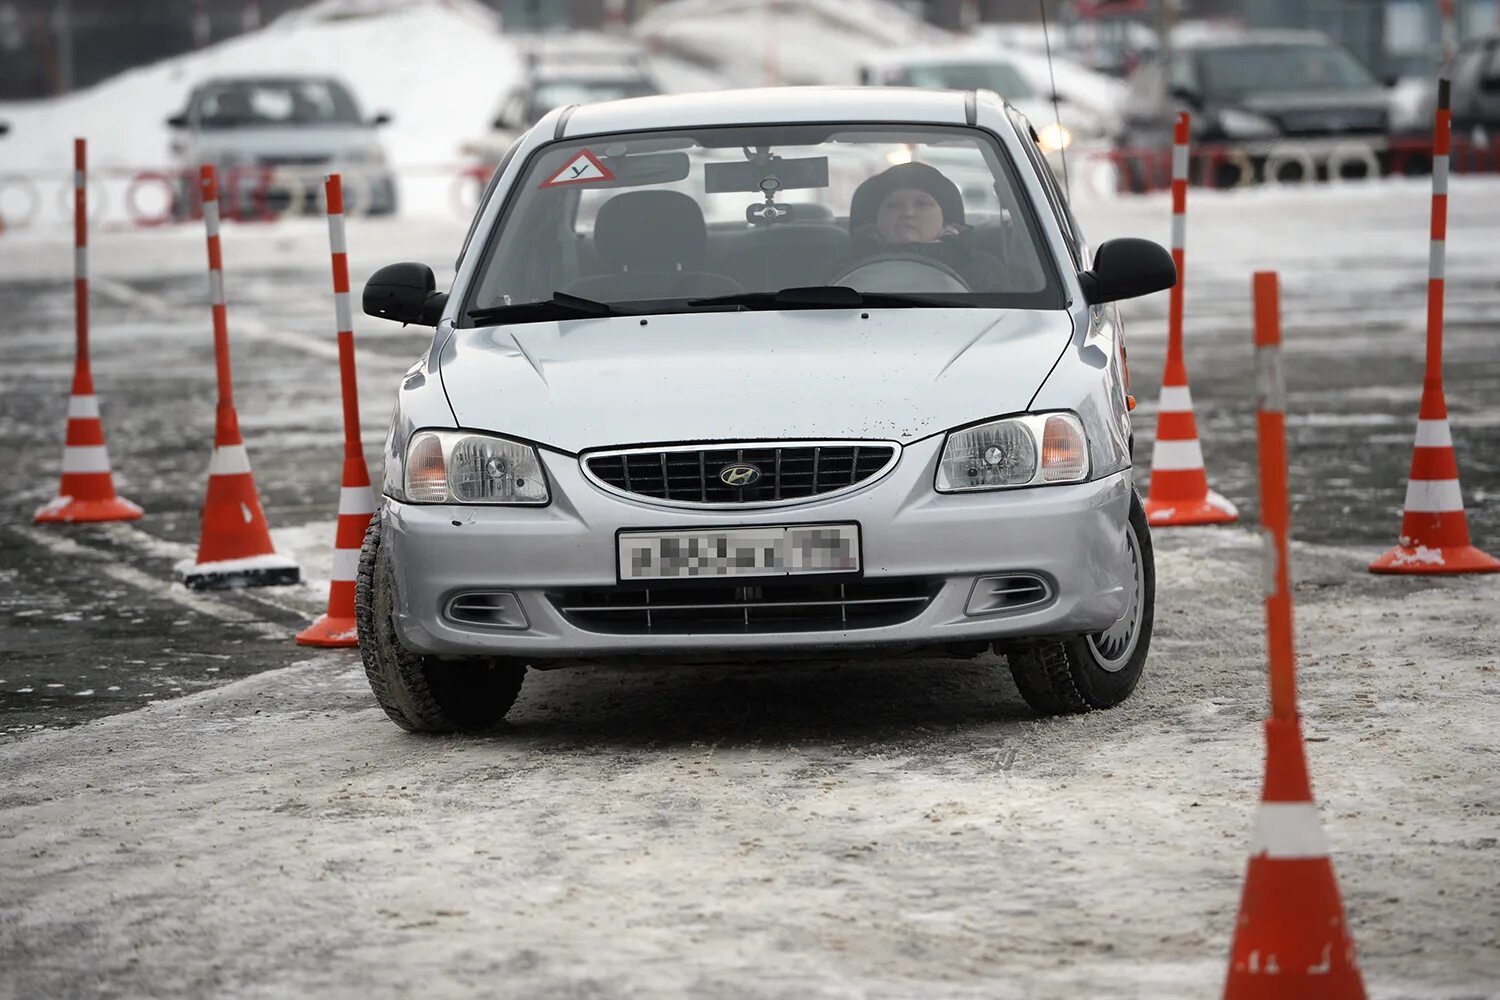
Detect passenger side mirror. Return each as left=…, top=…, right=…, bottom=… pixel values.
left=1170, top=85, right=1202, bottom=108
left=371, top=111, right=392, bottom=127
left=1078, top=238, right=1176, bottom=304
left=1480, top=75, right=1500, bottom=94
left=166, top=112, right=188, bottom=129
left=363, top=262, right=448, bottom=326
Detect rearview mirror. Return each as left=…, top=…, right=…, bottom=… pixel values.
left=364, top=262, right=448, bottom=326
left=1078, top=238, right=1176, bottom=304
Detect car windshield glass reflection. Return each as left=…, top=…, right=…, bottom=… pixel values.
left=1201, top=45, right=1377, bottom=97
left=461, top=122, right=1059, bottom=325
left=903, top=63, right=1035, bottom=100
left=195, top=80, right=362, bottom=128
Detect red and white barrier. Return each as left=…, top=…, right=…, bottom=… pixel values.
left=1370, top=79, right=1500, bottom=575
left=1144, top=112, right=1237, bottom=528
left=34, top=138, right=143, bottom=525
left=297, top=173, right=377, bottom=647
left=1224, top=271, right=1365, bottom=999
left=175, top=164, right=300, bottom=591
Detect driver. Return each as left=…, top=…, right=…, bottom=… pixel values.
left=839, top=161, right=1005, bottom=291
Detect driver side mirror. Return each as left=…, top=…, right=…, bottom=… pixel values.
left=1170, top=85, right=1202, bottom=109
left=364, top=262, right=448, bottom=326
left=166, top=112, right=188, bottom=129
left=1078, top=238, right=1176, bottom=304
left=370, top=111, right=392, bottom=127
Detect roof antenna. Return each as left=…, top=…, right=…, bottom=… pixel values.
left=1037, top=0, right=1072, bottom=200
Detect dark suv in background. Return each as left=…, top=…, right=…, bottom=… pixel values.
left=1118, top=30, right=1390, bottom=187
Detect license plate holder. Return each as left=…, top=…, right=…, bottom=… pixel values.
left=617, top=523, right=861, bottom=581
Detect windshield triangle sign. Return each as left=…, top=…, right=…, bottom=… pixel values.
left=540, top=149, right=616, bottom=188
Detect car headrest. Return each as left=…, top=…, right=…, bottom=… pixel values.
left=594, top=190, right=707, bottom=272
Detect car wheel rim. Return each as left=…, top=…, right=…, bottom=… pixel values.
left=1087, top=518, right=1144, bottom=672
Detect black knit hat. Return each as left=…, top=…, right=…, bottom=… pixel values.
left=849, top=161, right=966, bottom=232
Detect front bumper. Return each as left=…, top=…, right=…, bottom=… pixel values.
left=383, top=436, right=1136, bottom=660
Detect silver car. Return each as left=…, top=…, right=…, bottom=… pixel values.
left=167, top=75, right=397, bottom=217
left=355, top=87, right=1175, bottom=733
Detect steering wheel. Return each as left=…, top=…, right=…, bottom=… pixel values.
left=828, top=251, right=972, bottom=294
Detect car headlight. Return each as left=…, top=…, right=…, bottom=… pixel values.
left=403, top=430, right=549, bottom=505
left=1217, top=108, right=1280, bottom=139
left=936, top=413, right=1089, bottom=492
left=1036, top=122, right=1073, bottom=155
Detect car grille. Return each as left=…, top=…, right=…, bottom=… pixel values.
left=1272, top=111, right=1385, bottom=137
left=550, top=578, right=936, bottom=634
left=255, top=154, right=333, bottom=167
left=583, top=442, right=897, bottom=506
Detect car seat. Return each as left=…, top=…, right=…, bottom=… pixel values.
left=564, top=190, right=743, bottom=301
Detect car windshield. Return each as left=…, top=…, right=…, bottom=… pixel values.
left=194, top=79, right=362, bottom=128
left=532, top=79, right=658, bottom=111
left=900, top=62, right=1036, bottom=100
left=461, top=122, right=1059, bottom=325
left=1200, top=44, right=1377, bottom=97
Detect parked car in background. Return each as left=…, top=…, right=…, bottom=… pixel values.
left=1118, top=30, right=1390, bottom=188
left=1444, top=36, right=1500, bottom=138
left=354, top=87, right=1175, bottom=733
left=462, top=46, right=660, bottom=166
left=167, top=75, right=396, bottom=217
left=858, top=49, right=1111, bottom=183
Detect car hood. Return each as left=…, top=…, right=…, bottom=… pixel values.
left=185, top=125, right=380, bottom=160
left=1236, top=89, right=1389, bottom=116
left=438, top=308, right=1071, bottom=453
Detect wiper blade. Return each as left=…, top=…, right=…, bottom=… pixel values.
left=468, top=291, right=618, bottom=325
left=687, top=286, right=949, bottom=310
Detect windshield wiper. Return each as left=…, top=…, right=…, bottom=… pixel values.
left=468, top=291, right=618, bottom=325
left=687, top=286, right=951, bottom=310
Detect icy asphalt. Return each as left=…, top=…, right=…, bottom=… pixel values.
left=2, top=180, right=1499, bottom=996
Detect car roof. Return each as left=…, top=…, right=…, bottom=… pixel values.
left=860, top=47, right=1022, bottom=70
left=560, top=86, right=974, bottom=138
left=1176, top=29, right=1334, bottom=51
left=192, top=74, right=351, bottom=90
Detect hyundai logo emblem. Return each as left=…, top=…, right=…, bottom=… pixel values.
left=719, top=464, right=763, bottom=487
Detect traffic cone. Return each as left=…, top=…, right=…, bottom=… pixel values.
left=174, top=164, right=298, bottom=591
left=33, top=387, right=144, bottom=524
left=1370, top=78, right=1499, bottom=575
left=1145, top=380, right=1239, bottom=526
left=35, top=138, right=143, bottom=525
left=1145, top=111, right=1237, bottom=528
left=175, top=403, right=300, bottom=590
left=296, top=173, right=375, bottom=647
left=1224, top=718, right=1366, bottom=998
left=1369, top=386, right=1500, bottom=574
left=296, top=458, right=374, bottom=646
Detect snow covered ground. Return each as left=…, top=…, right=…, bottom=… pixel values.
left=2, top=533, right=1497, bottom=998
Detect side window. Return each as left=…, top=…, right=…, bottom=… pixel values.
left=1008, top=110, right=1084, bottom=269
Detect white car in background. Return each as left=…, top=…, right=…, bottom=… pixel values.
left=858, top=50, right=1114, bottom=182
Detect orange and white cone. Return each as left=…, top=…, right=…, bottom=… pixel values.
left=35, top=138, right=143, bottom=525
left=1145, top=112, right=1237, bottom=527
left=175, top=165, right=299, bottom=591
left=1370, top=79, right=1499, bottom=575
left=297, top=174, right=376, bottom=647
left=1227, top=272, right=1365, bottom=998
left=1225, top=718, right=1366, bottom=998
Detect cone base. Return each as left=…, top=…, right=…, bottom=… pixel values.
left=1369, top=543, right=1500, bottom=575
left=296, top=614, right=360, bottom=648
left=33, top=495, right=144, bottom=524
left=176, top=553, right=301, bottom=591
left=1145, top=491, right=1239, bottom=527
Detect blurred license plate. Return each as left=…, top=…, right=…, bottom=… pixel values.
left=619, top=524, right=860, bottom=580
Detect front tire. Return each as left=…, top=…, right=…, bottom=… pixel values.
left=354, top=517, right=527, bottom=733
left=1007, top=489, right=1154, bottom=715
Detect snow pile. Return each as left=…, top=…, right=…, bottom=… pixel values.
left=0, top=0, right=520, bottom=170
left=635, top=0, right=952, bottom=87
